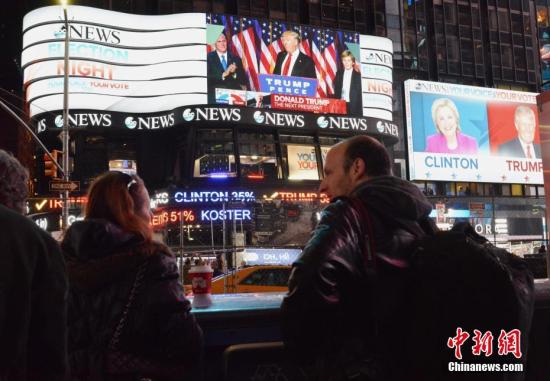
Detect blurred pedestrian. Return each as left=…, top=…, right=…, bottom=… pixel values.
left=0, top=149, right=67, bottom=380
left=62, top=171, right=202, bottom=380
left=538, top=244, right=546, bottom=254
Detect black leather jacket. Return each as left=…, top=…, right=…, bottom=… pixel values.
left=281, top=176, right=436, bottom=380
left=62, top=219, right=202, bottom=380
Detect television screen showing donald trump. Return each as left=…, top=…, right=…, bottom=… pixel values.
left=22, top=6, right=395, bottom=135
left=405, top=80, right=542, bottom=185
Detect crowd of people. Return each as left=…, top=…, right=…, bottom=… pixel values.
left=0, top=134, right=534, bottom=380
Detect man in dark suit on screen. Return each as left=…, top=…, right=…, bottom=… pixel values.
left=207, top=32, right=247, bottom=104
left=272, top=31, right=316, bottom=79
left=333, top=50, right=363, bottom=116
left=498, top=105, right=541, bottom=159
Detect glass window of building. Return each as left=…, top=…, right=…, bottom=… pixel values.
left=193, top=129, right=236, bottom=178
left=238, top=132, right=281, bottom=180
left=526, top=185, right=537, bottom=196
left=511, top=184, right=524, bottom=196
left=501, top=184, right=511, bottom=196
left=425, top=182, right=436, bottom=196
left=280, top=135, right=319, bottom=180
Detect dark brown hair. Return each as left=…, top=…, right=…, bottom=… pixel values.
left=85, top=171, right=152, bottom=241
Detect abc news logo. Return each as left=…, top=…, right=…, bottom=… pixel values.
left=36, top=113, right=112, bottom=133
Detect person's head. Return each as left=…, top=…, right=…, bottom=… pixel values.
left=514, top=105, right=536, bottom=145
left=85, top=171, right=152, bottom=241
left=431, top=98, right=460, bottom=139
left=0, top=149, right=29, bottom=214
left=341, top=50, right=356, bottom=70
left=281, top=30, right=300, bottom=54
left=319, top=136, right=391, bottom=199
left=214, top=33, right=228, bottom=54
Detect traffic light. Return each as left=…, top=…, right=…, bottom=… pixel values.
left=44, top=150, right=62, bottom=178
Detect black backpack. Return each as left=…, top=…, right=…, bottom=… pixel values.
left=351, top=199, right=535, bottom=381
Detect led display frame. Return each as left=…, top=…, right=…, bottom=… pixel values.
left=22, top=5, right=394, bottom=129
left=405, top=80, right=542, bottom=185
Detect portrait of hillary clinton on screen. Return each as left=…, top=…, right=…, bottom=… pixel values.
left=425, top=98, right=478, bottom=155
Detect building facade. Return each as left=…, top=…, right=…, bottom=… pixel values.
left=20, top=0, right=548, bottom=254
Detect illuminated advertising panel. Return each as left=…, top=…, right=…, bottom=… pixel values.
left=286, top=144, right=319, bottom=180
left=23, top=6, right=394, bottom=134
left=405, top=80, right=542, bottom=184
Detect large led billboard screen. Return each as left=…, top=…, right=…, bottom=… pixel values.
left=405, top=80, right=542, bottom=185
left=22, top=6, right=394, bottom=134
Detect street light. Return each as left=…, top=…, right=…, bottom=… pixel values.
left=61, top=0, right=70, bottom=231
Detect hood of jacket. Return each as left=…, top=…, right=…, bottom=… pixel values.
left=351, top=175, right=432, bottom=225
left=61, top=219, right=166, bottom=292
left=62, top=219, right=140, bottom=262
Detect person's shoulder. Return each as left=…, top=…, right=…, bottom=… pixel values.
left=317, top=198, right=356, bottom=226
left=228, top=51, right=240, bottom=59
left=498, top=138, right=519, bottom=151
left=0, top=205, right=52, bottom=240
left=0, top=205, right=59, bottom=255
left=426, top=133, right=442, bottom=143
left=136, top=241, right=178, bottom=276
left=207, top=50, right=218, bottom=60
left=299, top=51, right=314, bottom=61
left=460, top=133, right=478, bottom=144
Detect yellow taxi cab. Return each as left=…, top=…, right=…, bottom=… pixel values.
left=210, top=265, right=291, bottom=294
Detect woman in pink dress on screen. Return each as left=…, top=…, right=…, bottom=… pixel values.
left=425, top=98, right=478, bottom=155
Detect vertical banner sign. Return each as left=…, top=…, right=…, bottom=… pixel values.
left=537, top=91, right=550, bottom=241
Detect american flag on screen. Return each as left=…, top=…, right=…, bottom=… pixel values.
left=323, top=31, right=337, bottom=96
left=257, top=20, right=286, bottom=74
left=207, top=14, right=361, bottom=99
left=311, top=29, right=328, bottom=97
left=231, top=17, right=260, bottom=91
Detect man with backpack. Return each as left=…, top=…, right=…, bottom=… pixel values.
left=281, top=136, right=533, bottom=381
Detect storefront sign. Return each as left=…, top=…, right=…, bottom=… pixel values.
left=27, top=196, right=88, bottom=214
left=32, top=106, right=399, bottom=141
left=173, top=190, right=255, bottom=204
left=151, top=209, right=196, bottom=227
left=287, top=145, right=319, bottom=180
left=241, top=248, right=301, bottom=266
left=200, top=209, right=251, bottom=221
left=29, top=211, right=83, bottom=232
left=270, top=94, right=346, bottom=114
left=273, top=191, right=330, bottom=204
left=259, top=74, right=317, bottom=97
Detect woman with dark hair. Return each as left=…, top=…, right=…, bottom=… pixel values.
left=62, top=171, right=202, bottom=380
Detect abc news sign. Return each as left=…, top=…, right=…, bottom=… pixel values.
left=33, top=106, right=399, bottom=140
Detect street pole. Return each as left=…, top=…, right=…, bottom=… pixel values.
left=61, top=2, right=70, bottom=231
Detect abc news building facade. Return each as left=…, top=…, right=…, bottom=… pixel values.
left=23, top=1, right=547, bottom=256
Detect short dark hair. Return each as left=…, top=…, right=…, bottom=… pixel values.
left=342, top=135, right=391, bottom=177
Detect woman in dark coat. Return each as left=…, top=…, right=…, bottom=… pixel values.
left=62, top=171, right=202, bottom=380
